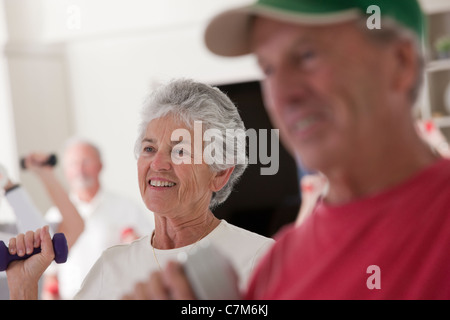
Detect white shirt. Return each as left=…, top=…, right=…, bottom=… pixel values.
left=46, top=189, right=154, bottom=299
left=74, top=220, right=274, bottom=299
left=4, top=187, right=48, bottom=234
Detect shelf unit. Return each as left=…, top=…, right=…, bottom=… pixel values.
left=418, top=0, right=450, bottom=139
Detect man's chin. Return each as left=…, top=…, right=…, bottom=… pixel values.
left=71, top=179, right=95, bottom=190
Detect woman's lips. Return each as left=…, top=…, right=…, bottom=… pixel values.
left=148, top=178, right=176, bottom=188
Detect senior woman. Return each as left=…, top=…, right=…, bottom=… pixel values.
left=6, top=79, right=274, bottom=300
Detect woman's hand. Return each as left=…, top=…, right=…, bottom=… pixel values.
left=122, top=261, right=196, bottom=300
left=6, top=226, right=55, bottom=300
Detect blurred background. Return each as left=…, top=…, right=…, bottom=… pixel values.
left=0, top=0, right=301, bottom=237
left=1, top=0, right=450, bottom=237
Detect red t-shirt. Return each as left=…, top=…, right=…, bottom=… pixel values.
left=246, top=159, right=450, bottom=299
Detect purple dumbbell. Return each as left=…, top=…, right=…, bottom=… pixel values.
left=0, top=233, right=68, bottom=271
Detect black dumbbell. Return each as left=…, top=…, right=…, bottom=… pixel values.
left=20, top=154, right=57, bottom=170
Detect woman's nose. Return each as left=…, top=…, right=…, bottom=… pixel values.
left=150, top=150, right=172, bottom=171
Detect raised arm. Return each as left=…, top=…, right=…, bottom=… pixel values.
left=22, top=154, right=84, bottom=248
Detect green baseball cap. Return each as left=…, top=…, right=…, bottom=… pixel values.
left=205, top=0, right=425, bottom=57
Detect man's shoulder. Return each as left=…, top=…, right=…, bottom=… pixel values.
left=414, top=158, right=450, bottom=202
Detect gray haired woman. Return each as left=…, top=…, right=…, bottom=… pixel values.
left=6, top=79, right=274, bottom=300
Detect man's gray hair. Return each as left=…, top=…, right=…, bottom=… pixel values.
left=62, top=136, right=103, bottom=166
left=356, top=16, right=425, bottom=104
left=135, top=78, right=248, bottom=209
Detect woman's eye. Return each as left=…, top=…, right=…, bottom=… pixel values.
left=143, top=146, right=155, bottom=153
left=173, top=148, right=185, bottom=157
left=172, top=147, right=191, bottom=158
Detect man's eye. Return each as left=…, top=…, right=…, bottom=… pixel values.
left=295, top=49, right=318, bottom=69
left=262, top=65, right=274, bottom=77
left=300, top=50, right=316, bottom=60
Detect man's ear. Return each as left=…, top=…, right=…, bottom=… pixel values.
left=392, top=40, right=418, bottom=97
left=210, top=167, right=235, bottom=192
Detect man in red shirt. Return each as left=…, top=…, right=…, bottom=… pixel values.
left=120, top=0, right=449, bottom=300
left=203, top=0, right=450, bottom=299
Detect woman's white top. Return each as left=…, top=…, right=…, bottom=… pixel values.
left=74, top=220, right=274, bottom=299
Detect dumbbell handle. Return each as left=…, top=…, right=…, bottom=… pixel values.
left=20, top=154, right=57, bottom=170
left=0, top=233, right=68, bottom=272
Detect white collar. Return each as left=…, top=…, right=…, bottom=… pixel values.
left=70, top=189, right=105, bottom=218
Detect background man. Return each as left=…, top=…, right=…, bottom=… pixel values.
left=44, top=138, right=154, bottom=299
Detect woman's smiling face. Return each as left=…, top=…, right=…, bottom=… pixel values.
left=137, top=115, right=217, bottom=217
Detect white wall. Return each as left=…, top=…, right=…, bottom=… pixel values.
left=1, top=0, right=261, bottom=215
left=0, top=1, right=18, bottom=222
left=420, top=0, right=450, bottom=13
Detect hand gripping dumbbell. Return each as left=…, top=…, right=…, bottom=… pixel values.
left=20, top=154, right=57, bottom=170
left=0, top=233, right=68, bottom=271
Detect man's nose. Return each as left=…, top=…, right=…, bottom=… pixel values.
left=265, top=64, right=309, bottom=113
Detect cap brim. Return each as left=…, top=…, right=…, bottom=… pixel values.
left=204, top=6, right=254, bottom=58
left=204, top=4, right=361, bottom=57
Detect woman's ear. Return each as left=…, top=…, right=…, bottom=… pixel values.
left=210, top=167, right=235, bottom=192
